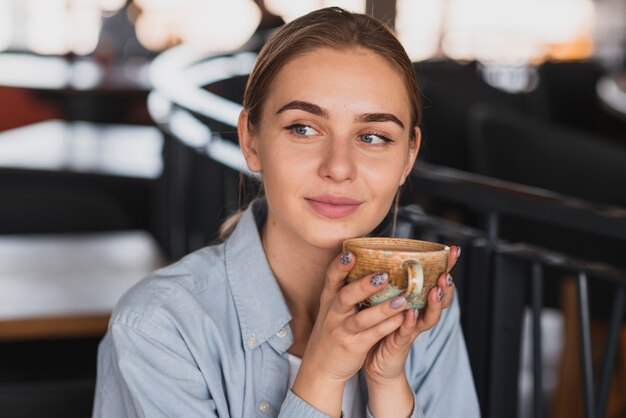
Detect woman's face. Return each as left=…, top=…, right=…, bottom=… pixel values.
left=239, top=47, right=420, bottom=250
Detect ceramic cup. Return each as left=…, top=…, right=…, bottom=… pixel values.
left=343, top=237, right=449, bottom=310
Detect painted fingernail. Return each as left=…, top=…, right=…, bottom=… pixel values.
left=340, top=251, right=352, bottom=265
left=437, top=287, right=443, bottom=302
left=390, top=296, right=406, bottom=310
left=446, top=274, right=454, bottom=287
left=371, top=272, right=388, bottom=286
left=412, top=308, right=419, bottom=321
left=456, top=246, right=461, bottom=259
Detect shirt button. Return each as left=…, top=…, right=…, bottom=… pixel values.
left=259, top=400, right=270, bottom=413
left=276, top=328, right=287, bottom=338
left=247, top=337, right=256, bottom=347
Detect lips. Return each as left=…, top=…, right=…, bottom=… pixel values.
left=305, top=195, right=364, bottom=219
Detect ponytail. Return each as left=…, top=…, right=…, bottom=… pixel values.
left=218, top=209, right=245, bottom=241
left=217, top=172, right=263, bottom=241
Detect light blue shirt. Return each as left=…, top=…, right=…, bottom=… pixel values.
left=93, top=199, right=480, bottom=417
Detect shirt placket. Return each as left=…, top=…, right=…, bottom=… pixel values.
left=252, top=325, right=292, bottom=417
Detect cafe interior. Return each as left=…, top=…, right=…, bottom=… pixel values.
left=0, top=0, right=625, bottom=417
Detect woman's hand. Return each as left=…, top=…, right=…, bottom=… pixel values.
left=363, top=246, right=461, bottom=418
left=292, top=251, right=411, bottom=417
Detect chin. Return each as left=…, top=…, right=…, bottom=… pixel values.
left=300, top=218, right=378, bottom=251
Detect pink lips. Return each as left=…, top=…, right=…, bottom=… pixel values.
left=305, top=195, right=363, bottom=219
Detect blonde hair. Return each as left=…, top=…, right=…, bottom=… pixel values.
left=218, top=209, right=245, bottom=240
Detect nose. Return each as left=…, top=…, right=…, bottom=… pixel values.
left=318, top=135, right=356, bottom=182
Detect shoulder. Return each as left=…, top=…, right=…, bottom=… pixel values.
left=94, top=245, right=235, bottom=417
left=109, top=242, right=232, bottom=334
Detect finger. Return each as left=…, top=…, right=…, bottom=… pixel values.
left=415, top=286, right=444, bottom=334
left=394, top=308, right=419, bottom=341
left=437, top=273, right=455, bottom=309
left=370, top=308, right=418, bottom=355
left=446, top=245, right=461, bottom=273
left=332, top=271, right=391, bottom=314
left=360, top=312, right=406, bottom=347
left=322, top=251, right=356, bottom=298
left=347, top=294, right=408, bottom=332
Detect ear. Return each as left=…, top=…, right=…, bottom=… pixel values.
left=400, top=127, right=421, bottom=186
left=238, top=110, right=262, bottom=173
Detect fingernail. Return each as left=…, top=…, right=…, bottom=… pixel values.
left=370, top=272, right=388, bottom=286
left=413, top=308, right=419, bottom=321
left=446, top=274, right=454, bottom=287
left=340, top=251, right=352, bottom=265
left=437, top=287, right=443, bottom=302
left=456, top=246, right=461, bottom=259
left=390, top=296, right=406, bottom=309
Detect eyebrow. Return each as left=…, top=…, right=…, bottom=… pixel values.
left=276, top=100, right=405, bottom=130
left=355, top=113, right=404, bottom=130
left=276, top=101, right=329, bottom=118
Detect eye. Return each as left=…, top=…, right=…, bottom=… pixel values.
left=286, top=124, right=319, bottom=137
left=360, top=132, right=393, bottom=145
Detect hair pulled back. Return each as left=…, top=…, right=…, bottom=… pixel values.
left=243, top=7, right=422, bottom=138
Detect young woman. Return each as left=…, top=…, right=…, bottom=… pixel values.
left=94, top=7, right=479, bottom=418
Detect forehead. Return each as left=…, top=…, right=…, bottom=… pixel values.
left=263, top=47, right=411, bottom=119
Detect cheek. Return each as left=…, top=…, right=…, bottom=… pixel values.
left=362, top=157, right=405, bottom=196
left=257, top=146, right=309, bottom=206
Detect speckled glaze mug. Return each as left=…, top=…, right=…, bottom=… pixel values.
left=343, top=237, right=449, bottom=310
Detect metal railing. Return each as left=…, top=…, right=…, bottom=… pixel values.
left=409, top=163, right=626, bottom=418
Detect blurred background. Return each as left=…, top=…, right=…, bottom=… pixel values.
left=0, top=1, right=625, bottom=417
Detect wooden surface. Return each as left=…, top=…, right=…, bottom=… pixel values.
left=0, top=314, right=111, bottom=340
left=0, top=231, right=166, bottom=340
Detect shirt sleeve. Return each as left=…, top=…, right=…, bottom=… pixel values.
left=402, top=294, right=481, bottom=418
left=365, top=396, right=425, bottom=418
left=93, top=320, right=219, bottom=418
left=279, top=390, right=336, bottom=418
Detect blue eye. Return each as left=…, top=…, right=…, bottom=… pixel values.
left=286, top=124, right=318, bottom=137
left=360, top=133, right=392, bottom=144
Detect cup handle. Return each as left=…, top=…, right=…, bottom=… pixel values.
left=403, top=259, right=423, bottom=297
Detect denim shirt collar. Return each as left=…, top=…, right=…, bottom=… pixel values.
left=225, top=199, right=293, bottom=353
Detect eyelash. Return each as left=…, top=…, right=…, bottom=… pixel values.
left=360, top=131, right=394, bottom=144
left=284, top=124, right=395, bottom=144
left=285, top=124, right=317, bottom=137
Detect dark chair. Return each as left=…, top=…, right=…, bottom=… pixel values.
left=467, top=104, right=626, bottom=268
left=468, top=104, right=626, bottom=208
left=0, top=378, right=96, bottom=418
left=0, top=337, right=101, bottom=418
left=156, top=123, right=247, bottom=260
left=414, top=59, right=539, bottom=171
left=0, top=180, right=132, bottom=234
left=0, top=119, right=163, bottom=234
left=536, top=61, right=626, bottom=142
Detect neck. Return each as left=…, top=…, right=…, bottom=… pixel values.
left=261, top=214, right=338, bottom=325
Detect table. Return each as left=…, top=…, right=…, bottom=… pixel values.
left=0, top=119, right=163, bottom=179
left=0, top=231, right=166, bottom=340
